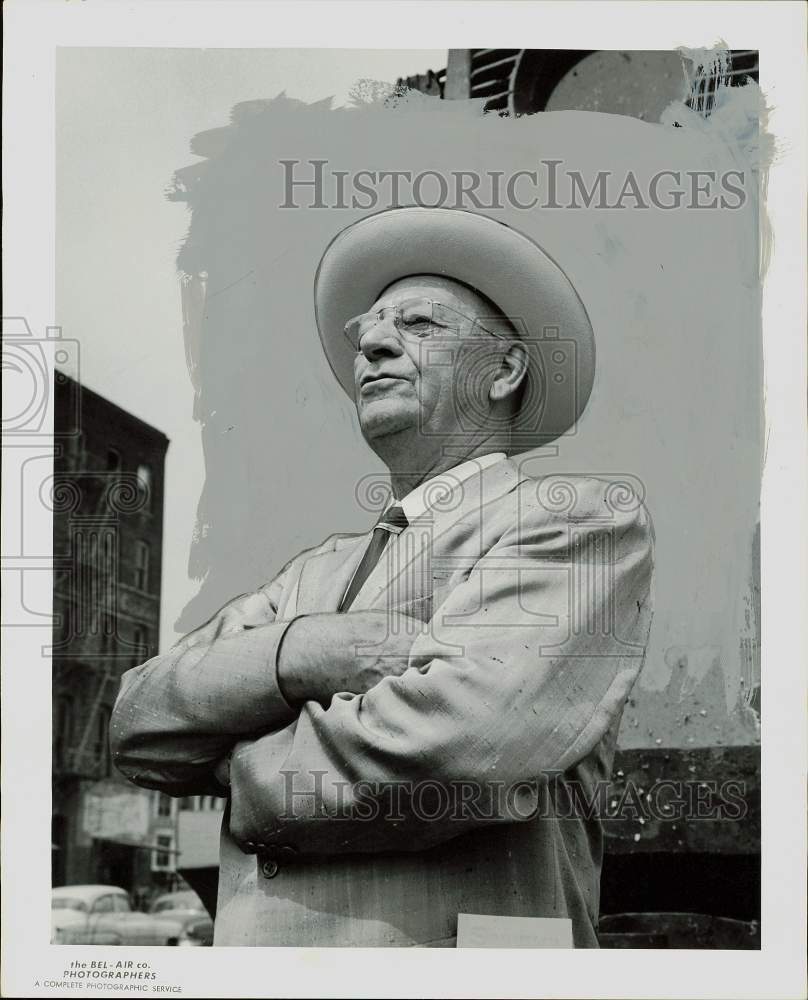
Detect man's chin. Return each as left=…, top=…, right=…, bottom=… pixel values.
left=358, top=403, right=417, bottom=441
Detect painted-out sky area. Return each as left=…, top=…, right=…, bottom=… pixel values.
left=56, top=47, right=763, bottom=749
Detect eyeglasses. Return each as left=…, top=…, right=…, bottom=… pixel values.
left=344, top=296, right=502, bottom=352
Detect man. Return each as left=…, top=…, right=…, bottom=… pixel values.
left=111, top=207, right=654, bottom=948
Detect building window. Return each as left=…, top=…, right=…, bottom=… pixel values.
left=102, top=610, right=117, bottom=640
left=157, top=793, right=172, bottom=818
left=152, top=833, right=175, bottom=872
left=55, top=602, right=72, bottom=644
left=68, top=430, right=85, bottom=471
left=56, top=696, right=74, bottom=756
left=103, top=532, right=115, bottom=568
left=134, top=541, right=150, bottom=592
left=102, top=532, right=116, bottom=598
left=136, top=464, right=153, bottom=513
left=94, top=707, right=111, bottom=775
left=132, top=624, right=150, bottom=662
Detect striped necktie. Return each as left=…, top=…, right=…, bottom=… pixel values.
left=338, top=504, right=409, bottom=612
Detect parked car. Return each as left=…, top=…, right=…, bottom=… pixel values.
left=148, top=889, right=213, bottom=946
left=51, top=885, right=211, bottom=946
left=149, top=889, right=206, bottom=915
left=174, top=912, right=214, bottom=947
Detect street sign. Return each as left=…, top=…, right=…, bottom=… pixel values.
left=82, top=779, right=151, bottom=843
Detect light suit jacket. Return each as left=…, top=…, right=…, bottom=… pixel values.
left=111, top=458, right=654, bottom=948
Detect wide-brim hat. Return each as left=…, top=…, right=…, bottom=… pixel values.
left=314, top=206, right=595, bottom=449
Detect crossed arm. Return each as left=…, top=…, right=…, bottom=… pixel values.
left=109, top=541, right=419, bottom=797
left=111, top=491, right=654, bottom=856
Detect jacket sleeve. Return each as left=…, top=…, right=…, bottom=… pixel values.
left=226, top=479, right=655, bottom=856
left=109, top=539, right=335, bottom=797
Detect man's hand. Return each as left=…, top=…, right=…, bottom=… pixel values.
left=170, top=591, right=274, bottom=655
left=277, top=610, right=425, bottom=707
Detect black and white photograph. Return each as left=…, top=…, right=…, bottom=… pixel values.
left=2, top=3, right=806, bottom=998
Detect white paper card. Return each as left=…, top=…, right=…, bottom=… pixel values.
left=456, top=913, right=574, bottom=949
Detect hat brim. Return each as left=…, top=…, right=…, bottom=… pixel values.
left=314, top=206, right=595, bottom=449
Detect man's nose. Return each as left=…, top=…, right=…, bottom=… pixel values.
left=357, top=313, right=405, bottom=362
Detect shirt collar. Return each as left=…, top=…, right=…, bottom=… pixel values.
left=395, top=452, right=506, bottom=522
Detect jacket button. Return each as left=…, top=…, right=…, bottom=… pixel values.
left=260, top=858, right=279, bottom=879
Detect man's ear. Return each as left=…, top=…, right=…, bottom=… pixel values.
left=488, top=342, right=528, bottom=405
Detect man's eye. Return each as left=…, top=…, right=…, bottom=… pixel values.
left=400, top=312, right=433, bottom=328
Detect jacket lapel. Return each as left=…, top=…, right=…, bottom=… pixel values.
left=294, top=535, right=369, bottom=615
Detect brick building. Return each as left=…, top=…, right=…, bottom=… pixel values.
left=51, top=373, right=174, bottom=901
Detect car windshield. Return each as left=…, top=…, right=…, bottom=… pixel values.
left=52, top=898, right=88, bottom=912
left=154, top=899, right=187, bottom=911
left=152, top=894, right=200, bottom=912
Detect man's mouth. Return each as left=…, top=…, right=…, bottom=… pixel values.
left=359, top=374, right=407, bottom=394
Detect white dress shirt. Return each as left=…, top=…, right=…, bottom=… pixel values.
left=337, top=453, right=507, bottom=610
left=394, top=452, right=506, bottom=521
